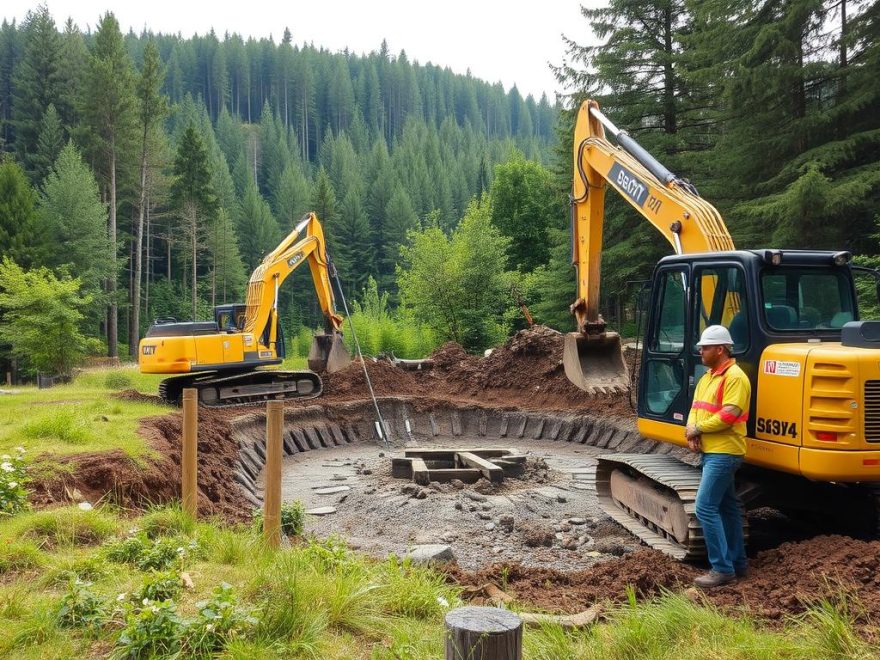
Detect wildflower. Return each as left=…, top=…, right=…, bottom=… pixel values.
left=15, top=447, right=25, bottom=453
left=437, top=596, right=449, bottom=608
left=6, top=482, right=15, bottom=489
left=1, top=455, right=9, bottom=460
left=1, top=463, right=13, bottom=472
left=205, top=624, right=215, bottom=632
left=142, top=598, right=150, bottom=606
left=117, top=593, right=127, bottom=602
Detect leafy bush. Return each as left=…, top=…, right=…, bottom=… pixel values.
left=135, top=571, right=183, bottom=603
left=104, top=533, right=202, bottom=571
left=0, top=448, right=28, bottom=516
left=114, top=598, right=185, bottom=658
left=185, top=583, right=257, bottom=655
left=251, top=500, right=305, bottom=538
left=56, top=579, right=106, bottom=632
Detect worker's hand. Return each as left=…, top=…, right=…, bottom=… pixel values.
left=687, top=435, right=702, bottom=453
left=685, top=424, right=699, bottom=440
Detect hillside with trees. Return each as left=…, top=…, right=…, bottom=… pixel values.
left=0, top=6, right=559, bottom=376
left=0, top=1, right=877, bottom=378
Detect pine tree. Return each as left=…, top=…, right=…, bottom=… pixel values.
left=334, top=191, right=374, bottom=299
left=131, top=40, right=168, bottom=354
left=32, top=103, right=63, bottom=185
left=380, top=185, right=417, bottom=292
left=11, top=6, right=65, bottom=180
left=171, top=125, right=218, bottom=319
left=35, top=142, right=110, bottom=313
left=236, top=182, right=279, bottom=271
left=207, top=207, right=247, bottom=305
left=80, top=11, right=137, bottom=357
left=0, top=156, right=37, bottom=266
left=274, top=163, right=312, bottom=229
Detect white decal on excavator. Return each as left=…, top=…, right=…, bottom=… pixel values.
left=609, top=163, right=649, bottom=207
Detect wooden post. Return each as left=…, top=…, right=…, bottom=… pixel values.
left=263, top=400, right=284, bottom=547
left=445, top=607, right=522, bottom=660
left=5, top=372, right=10, bottom=386
left=181, top=388, right=198, bottom=517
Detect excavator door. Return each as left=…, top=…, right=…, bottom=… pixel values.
left=563, top=331, right=630, bottom=394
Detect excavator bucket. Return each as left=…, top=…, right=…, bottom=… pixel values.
left=307, top=333, right=351, bottom=373
left=563, top=331, right=630, bottom=394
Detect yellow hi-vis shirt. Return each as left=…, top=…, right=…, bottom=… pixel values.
left=686, top=359, right=751, bottom=456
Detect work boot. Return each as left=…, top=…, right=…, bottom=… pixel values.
left=693, top=570, right=737, bottom=589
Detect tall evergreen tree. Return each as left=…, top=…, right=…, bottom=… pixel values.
left=131, top=40, right=168, bottom=355
left=171, top=125, right=217, bottom=319
left=80, top=11, right=137, bottom=357
left=0, top=156, right=36, bottom=266
left=236, top=182, right=279, bottom=271
left=11, top=6, right=65, bottom=180
left=35, top=142, right=110, bottom=312
left=32, top=103, right=63, bottom=184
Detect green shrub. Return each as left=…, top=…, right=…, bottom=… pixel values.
left=103, top=371, right=133, bottom=390
left=251, top=500, right=305, bottom=538
left=114, top=598, right=185, bottom=658
left=55, top=579, right=106, bottom=632
left=135, top=571, right=182, bottom=603
left=104, top=533, right=202, bottom=571
left=378, top=555, right=459, bottom=619
left=185, top=583, right=257, bottom=655
left=0, top=448, right=28, bottom=516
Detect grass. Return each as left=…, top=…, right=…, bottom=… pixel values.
left=0, top=503, right=875, bottom=658
left=0, top=367, right=168, bottom=461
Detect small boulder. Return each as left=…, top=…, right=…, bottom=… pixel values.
left=407, top=544, right=455, bottom=563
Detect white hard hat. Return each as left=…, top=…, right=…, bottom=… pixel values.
left=696, top=325, right=734, bottom=347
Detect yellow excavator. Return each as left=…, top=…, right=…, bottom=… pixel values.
left=139, top=212, right=351, bottom=406
left=567, top=100, right=880, bottom=559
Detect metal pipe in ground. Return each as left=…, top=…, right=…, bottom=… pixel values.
left=181, top=388, right=198, bottom=517
left=263, top=400, right=284, bottom=548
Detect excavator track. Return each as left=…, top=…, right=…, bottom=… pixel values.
left=585, top=454, right=746, bottom=562
left=159, top=370, right=322, bottom=408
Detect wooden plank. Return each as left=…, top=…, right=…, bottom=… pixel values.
left=411, top=458, right=430, bottom=486
left=457, top=452, right=504, bottom=484
left=425, top=468, right=482, bottom=484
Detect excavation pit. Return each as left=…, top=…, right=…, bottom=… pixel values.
left=224, top=397, right=671, bottom=570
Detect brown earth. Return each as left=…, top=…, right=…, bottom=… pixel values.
left=29, top=408, right=251, bottom=522
left=445, top=535, right=880, bottom=627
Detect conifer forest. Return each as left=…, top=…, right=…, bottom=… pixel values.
left=0, top=1, right=877, bottom=377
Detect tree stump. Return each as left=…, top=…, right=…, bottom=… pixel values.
left=445, top=606, right=522, bottom=660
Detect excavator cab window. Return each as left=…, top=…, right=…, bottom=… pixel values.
left=692, top=266, right=749, bottom=354
left=760, top=268, right=855, bottom=330
left=644, top=268, right=687, bottom=416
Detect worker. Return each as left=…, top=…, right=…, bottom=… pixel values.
left=686, top=325, right=750, bottom=588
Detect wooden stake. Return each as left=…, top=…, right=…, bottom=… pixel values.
left=181, top=388, right=198, bottom=517
left=263, top=400, right=284, bottom=547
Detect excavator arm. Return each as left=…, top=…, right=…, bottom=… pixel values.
left=565, top=100, right=735, bottom=392
left=243, top=212, right=349, bottom=373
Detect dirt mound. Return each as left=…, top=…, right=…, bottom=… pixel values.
left=447, top=535, right=880, bottom=625
left=29, top=409, right=251, bottom=522
left=115, top=389, right=163, bottom=405
left=423, top=326, right=632, bottom=417
left=320, top=358, right=430, bottom=401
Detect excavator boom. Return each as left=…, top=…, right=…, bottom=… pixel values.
left=565, top=100, right=734, bottom=393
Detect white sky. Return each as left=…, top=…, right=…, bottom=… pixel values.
left=3, top=1, right=602, bottom=101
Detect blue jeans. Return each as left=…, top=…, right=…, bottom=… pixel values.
left=695, top=453, right=746, bottom=575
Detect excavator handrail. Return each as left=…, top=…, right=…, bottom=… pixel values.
left=243, top=212, right=344, bottom=351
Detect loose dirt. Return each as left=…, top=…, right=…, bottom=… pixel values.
left=446, top=535, right=880, bottom=627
